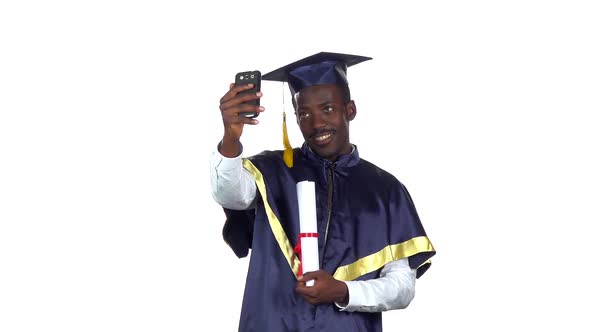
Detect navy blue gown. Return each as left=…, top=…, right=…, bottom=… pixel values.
left=222, top=145, right=435, bottom=332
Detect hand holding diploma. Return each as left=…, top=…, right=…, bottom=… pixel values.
left=295, top=270, right=349, bottom=306
left=294, top=181, right=350, bottom=306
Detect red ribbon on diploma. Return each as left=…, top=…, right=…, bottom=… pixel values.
left=293, top=232, right=318, bottom=277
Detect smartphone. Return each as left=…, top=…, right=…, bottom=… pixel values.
left=235, top=70, right=261, bottom=118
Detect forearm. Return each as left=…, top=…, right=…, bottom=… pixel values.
left=337, top=259, right=416, bottom=312
left=210, top=144, right=257, bottom=210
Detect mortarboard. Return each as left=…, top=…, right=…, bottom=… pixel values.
left=261, top=52, right=372, bottom=167
left=262, top=52, right=372, bottom=96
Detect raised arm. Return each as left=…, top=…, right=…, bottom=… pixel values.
left=210, top=83, right=264, bottom=210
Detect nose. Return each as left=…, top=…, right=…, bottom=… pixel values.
left=311, top=111, right=327, bottom=129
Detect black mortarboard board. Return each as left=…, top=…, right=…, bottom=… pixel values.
left=261, top=52, right=372, bottom=96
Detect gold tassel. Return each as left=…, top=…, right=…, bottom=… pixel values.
left=282, top=111, right=293, bottom=168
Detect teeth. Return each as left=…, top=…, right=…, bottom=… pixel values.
left=315, top=133, right=332, bottom=141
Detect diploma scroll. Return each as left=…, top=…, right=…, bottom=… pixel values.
left=296, top=181, right=320, bottom=286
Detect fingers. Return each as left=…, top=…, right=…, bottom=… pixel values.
left=224, top=111, right=261, bottom=126
left=295, top=271, right=346, bottom=305
left=217, top=83, right=264, bottom=142
left=222, top=104, right=264, bottom=125
left=220, top=82, right=247, bottom=103
left=297, top=270, right=322, bottom=282
left=219, top=83, right=264, bottom=126
left=219, top=83, right=262, bottom=105
left=295, top=283, right=320, bottom=305
left=220, top=96, right=264, bottom=115
left=295, top=281, right=315, bottom=296
left=296, top=272, right=320, bottom=292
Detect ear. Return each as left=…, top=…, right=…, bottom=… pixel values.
left=346, top=100, right=357, bottom=121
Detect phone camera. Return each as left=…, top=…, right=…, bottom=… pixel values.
left=239, top=75, right=244, bottom=80
left=250, top=74, right=254, bottom=78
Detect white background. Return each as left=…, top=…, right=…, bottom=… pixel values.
left=1, top=1, right=589, bottom=331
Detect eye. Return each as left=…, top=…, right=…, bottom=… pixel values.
left=298, top=111, right=310, bottom=120
left=323, top=105, right=334, bottom=113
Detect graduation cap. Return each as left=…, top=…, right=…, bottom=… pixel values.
left=261, top=52, right=372, bottom=167
left=262, top=52, right=372, bottom=96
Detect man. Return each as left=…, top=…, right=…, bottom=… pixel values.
left=210, top=52, right=435, bottom=332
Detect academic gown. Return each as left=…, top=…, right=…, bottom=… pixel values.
left=222, top=144, right=435, bottom=332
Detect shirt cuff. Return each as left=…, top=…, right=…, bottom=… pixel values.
left=334, top=281, right=363, bottom=312
left=212, top=144, right=244, bottom=171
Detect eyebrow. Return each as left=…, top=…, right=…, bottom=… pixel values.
left=297, top=100, right=335, bottom=111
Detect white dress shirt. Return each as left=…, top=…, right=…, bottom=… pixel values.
left=210, top=148, right=417, bottom=312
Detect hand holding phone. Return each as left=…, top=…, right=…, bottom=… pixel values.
left=235, top=70, right=261, bottom=118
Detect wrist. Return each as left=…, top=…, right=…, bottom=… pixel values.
left=219, top=135, right=242, bottom=158
left=337, top=281, right=349, bottom=305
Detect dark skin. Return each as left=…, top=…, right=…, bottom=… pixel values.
left=218, top=83, right=355, bottom=305
left=293, top=84, right=357, bottom=162
left=218, top=83, right=265, bottom=158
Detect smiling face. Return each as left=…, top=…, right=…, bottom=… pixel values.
left=293, top=84, right=356, bottom=161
